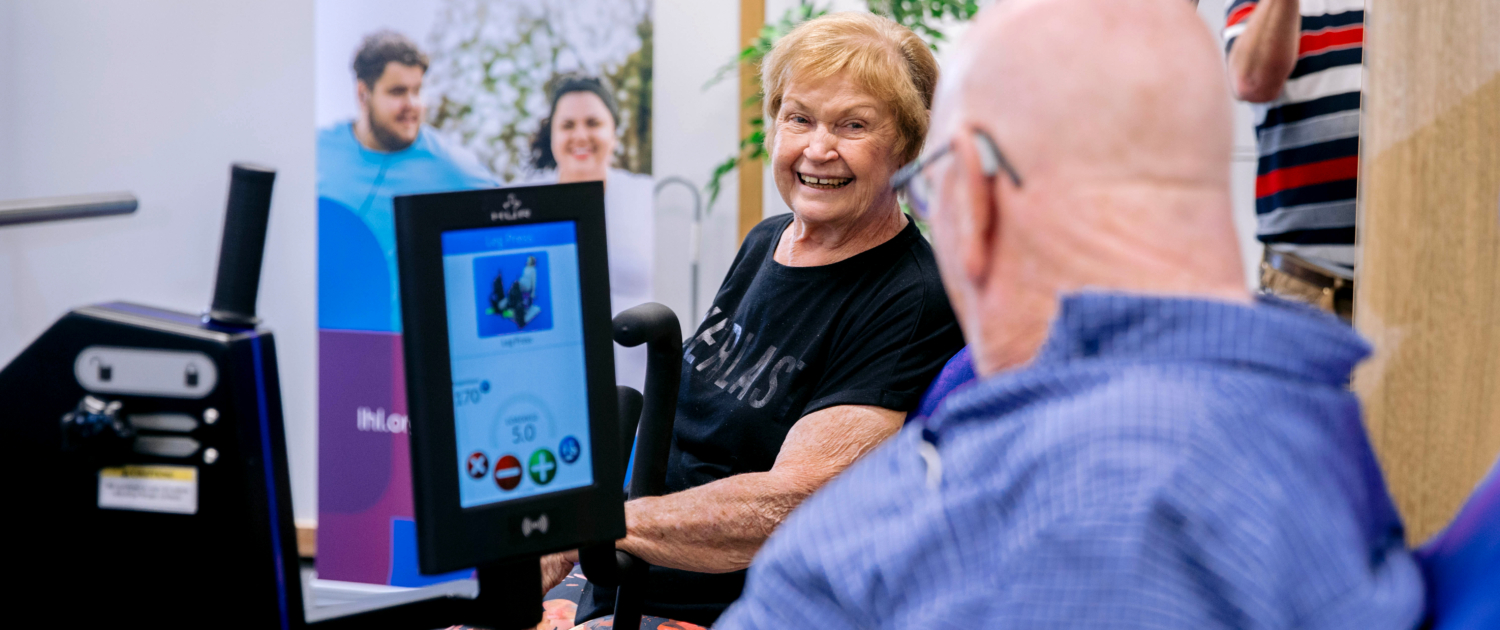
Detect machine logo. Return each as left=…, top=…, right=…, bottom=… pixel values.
left=494, top=454, right=523, bottom=490
left=490, top=194, right=531, bottom=222
left=466, top=451, right=489, bottom=479
left=529, top=449, right=557, bottom=485
left=521, top=514, right=549, bottom=537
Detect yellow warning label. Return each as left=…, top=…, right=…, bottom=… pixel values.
left=99, top=465, right=197, bottom=482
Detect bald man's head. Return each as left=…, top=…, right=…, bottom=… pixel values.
left=925, top=0, right=1247, bottom=376
left=935, top=0, right=1232, bottom=191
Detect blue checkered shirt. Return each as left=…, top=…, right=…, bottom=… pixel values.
left=718, top=293, right=1424, bottom=629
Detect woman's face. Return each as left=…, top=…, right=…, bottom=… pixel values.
left=771, top=72, right=903, bottom=226
left=551, top=91, right=616, bottom=183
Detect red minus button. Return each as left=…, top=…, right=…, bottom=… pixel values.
left=494, top=454, right=522, bottom=491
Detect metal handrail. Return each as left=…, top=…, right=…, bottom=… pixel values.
left=653, top=176, right=703, bottom=322
left=0, top=192, right=137, bottom=227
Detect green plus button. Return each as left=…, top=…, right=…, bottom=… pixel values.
left=528, top=449, right=557, bottom=485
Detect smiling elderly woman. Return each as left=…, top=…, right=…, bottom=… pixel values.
left=545, top=13, right=965, bottom=629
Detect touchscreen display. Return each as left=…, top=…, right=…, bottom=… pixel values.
left=440, top=221, right=595, bottom=509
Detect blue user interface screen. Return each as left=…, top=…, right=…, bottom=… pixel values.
left=441, top=221, right=594, bottom=509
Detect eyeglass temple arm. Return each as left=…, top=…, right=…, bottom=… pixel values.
left=973, top=131, right=1023, bottom=188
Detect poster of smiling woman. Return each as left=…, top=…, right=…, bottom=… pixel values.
left=314, top=0, right=653, bottom=586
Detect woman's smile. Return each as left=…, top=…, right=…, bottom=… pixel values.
left=797, top=172, right=854, bottom=190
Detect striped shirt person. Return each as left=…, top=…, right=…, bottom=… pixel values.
left=1225, top=0, right=1363, bottom=273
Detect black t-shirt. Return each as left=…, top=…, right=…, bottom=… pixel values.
left=578, top=213, right=964, bottom=625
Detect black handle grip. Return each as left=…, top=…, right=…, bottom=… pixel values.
left=207, top=163, right=276, bottom=327
left=612, top=303, right=682, bottom=500
left=616, top=385, right=644, bottom=476
left=577, top=385, right=645, bottom=590
left=585, top=305, right=682, bottom=630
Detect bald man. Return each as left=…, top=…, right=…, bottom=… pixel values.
left=716, top=0, right=1424, bottom=628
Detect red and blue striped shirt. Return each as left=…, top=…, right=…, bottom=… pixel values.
left=1226, top=0, right=1363, bottom=271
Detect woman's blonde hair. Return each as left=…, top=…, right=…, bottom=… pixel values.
left=761, top=12, right=939, bottom=164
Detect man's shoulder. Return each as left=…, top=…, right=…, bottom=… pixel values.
left=411, top=126, right=498, bottom=184
left=999, top=367, right=1232, bottom=443
left=954, top=362, right=1369, bottom=520
left=941, top=366, right=1268, bottom=497
left=316, top=121, right=357, bottom=152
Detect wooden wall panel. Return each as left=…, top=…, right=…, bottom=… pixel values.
left=739, top=0, right=766, bottom=242
left=1354, top=0, right=1500, bottom=543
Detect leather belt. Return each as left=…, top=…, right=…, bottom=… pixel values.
left=1262, top=250, right=1351, bottom=292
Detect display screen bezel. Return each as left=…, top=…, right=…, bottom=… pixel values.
left=395, top=182, right=625, bottom=574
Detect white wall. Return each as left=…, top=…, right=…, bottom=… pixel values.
left=0, top=0, right=320, bottom=519
left=652, top=0, right=745, bottom=329
left=0, top=2, right=13, bottom=199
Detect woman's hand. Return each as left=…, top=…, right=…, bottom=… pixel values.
left=540, top=550, right=579, bottom=595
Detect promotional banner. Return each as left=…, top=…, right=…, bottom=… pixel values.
left=316, top=0, right=653, bottom=585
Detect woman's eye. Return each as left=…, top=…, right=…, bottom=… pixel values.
left=789, top=115, right=809, bottom=124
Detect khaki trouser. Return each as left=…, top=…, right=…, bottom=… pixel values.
left=1259, top=252, right=1354, bottom=322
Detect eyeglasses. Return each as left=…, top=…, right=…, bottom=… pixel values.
left=891, top=129, right=1023, bottom=219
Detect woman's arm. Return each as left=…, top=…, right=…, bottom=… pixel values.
left=616, top=404, right=905, bottom=574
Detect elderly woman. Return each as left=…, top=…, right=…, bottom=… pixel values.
left=543, top=13, right=963, bottom=629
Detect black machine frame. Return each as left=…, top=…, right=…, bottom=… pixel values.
left=394, top=182, right=627, bottom=575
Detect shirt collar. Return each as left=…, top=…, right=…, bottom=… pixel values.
left=929, top=291, right=1370, bottom=435
left=1031, top=291, right=1370, bottom=383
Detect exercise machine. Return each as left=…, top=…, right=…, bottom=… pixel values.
left=2, top=166, right=680, bottom=628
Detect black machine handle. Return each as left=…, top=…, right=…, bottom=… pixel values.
left=207, top=163, right=277, bottom=328
left=613, top=303, right=683, bottom=501
left=616, top=385, right=644, bottom=475
left=577, top=303, right=682, bottom=625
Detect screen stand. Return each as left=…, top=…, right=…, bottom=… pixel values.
left=474, top=557, right=542, bottom=630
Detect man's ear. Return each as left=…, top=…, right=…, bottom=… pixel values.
left=356, top=80, right=371, bottom=107
left=952, top=131, right=998, bottom=290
